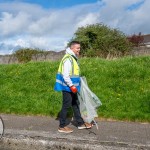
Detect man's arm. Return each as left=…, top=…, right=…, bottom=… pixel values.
left=62, top=59, right=73, bottom=87
left=62, top=59, right=78, bottom=93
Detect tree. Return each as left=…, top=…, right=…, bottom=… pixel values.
left=127, top=32, right=144, bottom=47
left=69, top=23, right=132, bottom=58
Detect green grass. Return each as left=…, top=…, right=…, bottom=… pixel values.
left=0, top=56, right=150, bottom=122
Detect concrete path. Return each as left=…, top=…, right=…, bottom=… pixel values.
left=0, top=114, right=150, bottom=150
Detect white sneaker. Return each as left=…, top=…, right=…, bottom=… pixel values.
left=78, top=122, right=92, bottom=129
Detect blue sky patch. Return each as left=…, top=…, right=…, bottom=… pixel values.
left=127, top=0, right=145, bottom=11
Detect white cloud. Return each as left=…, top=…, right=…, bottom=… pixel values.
left=99, top=0, right=150, bottom=34
left=29, top=36, right=68, bottom=50
left=14, top=38, right=30, bottom=47
left=0, top=0, right=150, bottom=55
left=76, top=13, right=100, bottom=28
left=0, top=11, right=31, bottom=36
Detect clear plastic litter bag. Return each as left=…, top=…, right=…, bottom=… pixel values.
left=77, top=76, right=102, bottom=129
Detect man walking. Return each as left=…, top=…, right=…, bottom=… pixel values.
left=54, top=41, right=92, bottom=133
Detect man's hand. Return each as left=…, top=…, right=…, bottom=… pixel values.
left=70, top=85, right=78, bottom=94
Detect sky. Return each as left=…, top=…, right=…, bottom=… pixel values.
left=0, top=0, right=149, bottom=55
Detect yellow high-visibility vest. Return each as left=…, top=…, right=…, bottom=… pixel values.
left=58, top=54, right=80, bottom=76
left=54, top=54, right=80, bottom=92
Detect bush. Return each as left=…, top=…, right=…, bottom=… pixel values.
left=14, top=48, right=43, bottom=63
left=70, top=23, right=132, bottom=58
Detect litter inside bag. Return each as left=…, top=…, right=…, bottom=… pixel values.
left=77, top=76, right=102, bottom=129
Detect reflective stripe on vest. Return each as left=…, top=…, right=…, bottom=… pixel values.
left=54, top=54, right=80, bottom=92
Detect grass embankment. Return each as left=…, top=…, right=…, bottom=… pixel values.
left=0, top=56, right=150, bottom=122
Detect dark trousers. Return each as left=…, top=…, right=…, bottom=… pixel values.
left=59, top=91, right=84, bottom=128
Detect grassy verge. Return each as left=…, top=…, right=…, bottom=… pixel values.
left=0, top=56, right=150, bottom=122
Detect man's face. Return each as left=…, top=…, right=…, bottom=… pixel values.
left=71, top=44, right=80, bottom=56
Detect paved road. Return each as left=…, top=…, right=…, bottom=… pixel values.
left=0, top=114, right=150, bottom=150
